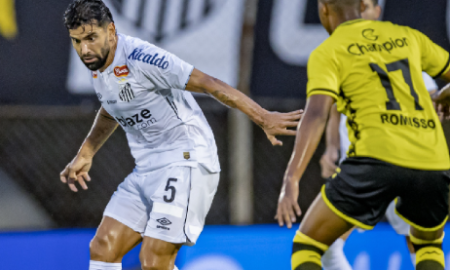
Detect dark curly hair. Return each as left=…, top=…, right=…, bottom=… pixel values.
left=64, top=0, right=114, bottom=30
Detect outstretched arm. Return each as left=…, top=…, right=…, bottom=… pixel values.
left=60, top=107, right=118, bottom=192
left=276, top=95, right=334, bottom=228
left=186, top=68, right=302, bottom=146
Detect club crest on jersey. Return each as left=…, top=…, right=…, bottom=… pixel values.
left=128, top=49, right=169, bottom=70
left=114, top=65, right=129, bottom=77
left=119, top=83, right=135, bottom=102
left=92, top=71, right=98, bottom=78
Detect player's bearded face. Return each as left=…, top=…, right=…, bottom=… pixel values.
left=80, top=38, right=110, bottom=71
left=69, top=24, right=111, bottom=71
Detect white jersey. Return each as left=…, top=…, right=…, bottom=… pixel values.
left=92, top=33, right=220, bottom=173
left=339, top=72, right=438, bottom=163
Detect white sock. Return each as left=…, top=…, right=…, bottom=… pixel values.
left=322, top=238, right=353, bottom=270
left=89, top=260, right=122, bottom=270
left=410, top=253, right=416, bottom=266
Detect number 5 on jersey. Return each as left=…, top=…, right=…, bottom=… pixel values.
left=164, top=178, right=177, bottom=203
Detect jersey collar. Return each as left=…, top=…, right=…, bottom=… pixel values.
left=336, top=18, right=366, bottom=29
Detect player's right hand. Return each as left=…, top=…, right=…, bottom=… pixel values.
left=319, top=150, right=338, bottom=179
left=60, top=155, right=92, bottom=192
left=261, top=110, right=303, bottom=146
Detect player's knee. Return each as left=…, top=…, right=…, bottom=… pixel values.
left=90, top=233, right=121, bottom=262
left=140, top=251, right=171, bottom=270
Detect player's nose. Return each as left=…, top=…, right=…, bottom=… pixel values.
left=80, top=43, right=90, bottom=55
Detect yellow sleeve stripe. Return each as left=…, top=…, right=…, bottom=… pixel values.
left=307, top=88, right=338, bottom=100
left=321, top=185, right=374, bottom=230
left=433, top=54, right=450, bottom=79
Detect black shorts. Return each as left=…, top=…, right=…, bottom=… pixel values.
left=322, top=157, right=450, bottom=231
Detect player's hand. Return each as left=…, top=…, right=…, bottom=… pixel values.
left=275, top=179, right=301, bottom=228
left=60, top=155, right=93, bottom=192
left=261, top=110, right=303, bottom=146
left=319, top=150, right=338, bottom=178
left=432, top=85, right=450, bottom=121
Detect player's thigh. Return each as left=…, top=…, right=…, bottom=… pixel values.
left=91, top=216, right=142, bottom=261
left=299, top=194, right=354, bottom=246
left=139, top=236, right=182, bottom=269
left=396, top=170, right=450, bottom=233
left=143, top=165, right=219, bottom=246
left=319, top=157, right=398, bottom=235
left=91, top=172, right=149, bottom=260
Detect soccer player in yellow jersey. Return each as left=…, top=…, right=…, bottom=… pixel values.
left=275, top=0, right=450, bottom=270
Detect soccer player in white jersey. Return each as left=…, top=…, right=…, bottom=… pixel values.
left=59, top=1, right=302, bottom=270
left=319, top=0, right=438, bottom=269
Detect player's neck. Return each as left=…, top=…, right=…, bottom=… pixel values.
left=99, top=34, right=118, bottom=73
left=330, top=12, right=362, bottom=33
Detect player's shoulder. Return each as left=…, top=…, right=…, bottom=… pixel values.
left=310, top=37, right=336, bottom=63
left=375, top=20, right=422, bottom=39
left=120, top=33, right=171, bottom=71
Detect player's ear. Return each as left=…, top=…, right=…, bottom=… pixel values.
left=375, top=5, right=382, bottom=19
left=107, top=22, right=116, bottom=42
left=360, top=0, right=366, bottom=14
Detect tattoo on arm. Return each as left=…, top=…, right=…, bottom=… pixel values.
left=212, top=89, right=237, bottom=108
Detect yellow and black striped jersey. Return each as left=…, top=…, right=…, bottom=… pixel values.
left=307, top=19, right=450, bottom=170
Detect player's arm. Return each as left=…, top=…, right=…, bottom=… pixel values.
left=60, top=107, right=119, bottom=192
left=320, top=104, right=340, bottom=178
left=276, top=95, right=334, bottom=228
left=275, top=43, right=339, bottom=228
left=411, top=28, right=450, bottom=118
left=186, top=68, right=302, bottom=146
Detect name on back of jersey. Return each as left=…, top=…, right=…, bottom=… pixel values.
left=128, top=48, right=169, bottom=70
left=380, top=113, right=436, bottom=130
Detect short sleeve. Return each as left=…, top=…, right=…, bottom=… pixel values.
left=413, top=29, right=450, bottom=79
left=131, top=45, right=194, bottom=90
left=306, top=46, right=340, bottom=100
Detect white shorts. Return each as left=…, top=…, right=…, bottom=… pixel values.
left=385, top=200, right=410, bottom=236
left=104, top=164, right=220, bottom=246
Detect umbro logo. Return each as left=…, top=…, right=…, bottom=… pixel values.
left=156, top=217, right=172, bottom=226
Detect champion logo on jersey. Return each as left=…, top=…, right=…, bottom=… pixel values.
left=128, top=49, right=169, bottom=70
left=92, top=71, right=98, bottom=78
left=119, top=83, right=135, bottom=102
left=114, top=65, right=130, bottom=77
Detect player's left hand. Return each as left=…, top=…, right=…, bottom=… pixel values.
left=261, top=110, right=303, bottom=146
left=275, top=179, right=301, bottom=228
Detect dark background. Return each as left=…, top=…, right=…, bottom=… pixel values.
left=1, top=0, right=449, bottom=227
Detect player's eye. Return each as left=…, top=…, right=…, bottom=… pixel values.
left=72, top=38, right=80, bottom=44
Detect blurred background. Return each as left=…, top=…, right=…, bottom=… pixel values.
left=1, top=0, right=450, bottom=269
